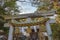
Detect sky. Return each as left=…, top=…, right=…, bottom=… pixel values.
left=16, top=0, right=37, bottom=14
left=16, top=0, right=57, bottom=19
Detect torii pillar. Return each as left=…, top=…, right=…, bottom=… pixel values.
left=8, top=25, right=14, bottom=40
left=46, top=19, right=56, bottom=40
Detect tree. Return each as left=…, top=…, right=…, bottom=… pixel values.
left=0, top=0, right=20, bottom=34
left=0, top=0, right=20, bottom=15
left=51, top=23, right=60, bottom=40
left=37, top=0, right=54, bottom=12
left=37, top=0, right=60, bottom=40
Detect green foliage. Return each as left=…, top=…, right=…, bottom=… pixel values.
left=0, top=0, right=19, bottom=34
left=37, top=1, right=54, bottom=12
left=0, top=27, right=9, bottom=34
left=51, top=23, right=60, bottom=40
left=0, top=16, right=9, bottom=34
left=0, top=16, right=5, bottom=26
left=0, top=0, right=19, bottom=15
left=5, top=1, right=16, bottom=7
left=0, top=6, right=6, bottom=15
left=57, top=8, right=60, bottom=15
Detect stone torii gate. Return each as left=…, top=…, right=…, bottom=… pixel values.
left=3, top=10, right=56, bottom=40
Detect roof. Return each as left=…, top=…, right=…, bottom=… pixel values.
left=1, top=12, right=55, bottom=20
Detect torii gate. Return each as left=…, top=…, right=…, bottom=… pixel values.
left=3, top=10, right=56, bottom=40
